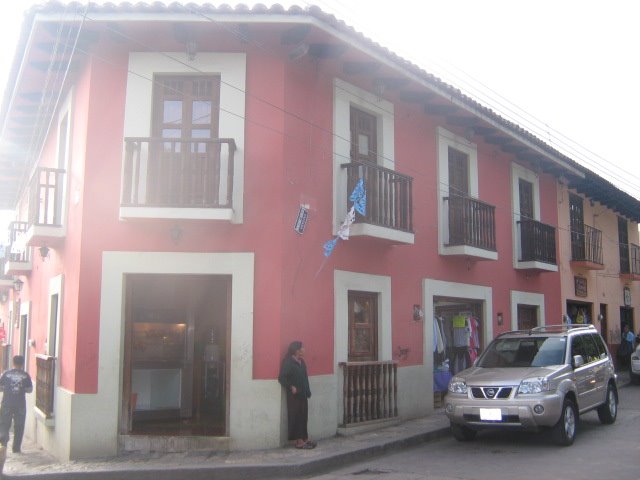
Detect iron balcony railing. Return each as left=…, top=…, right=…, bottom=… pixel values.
left=517, top=219, right=557, bottom=265
left=36, top=355, right=55, bottom=419
left=122, top=137, right=237, bottom=208
left=342, top=160, right=413, bottom=233
left=339, top=360, right=398, bottom=426
left=621, top=243, right=640, bottom=275
left=28, top=167, right=65, bottom=227
left=571, top=224, right=603, bottom=265
left=444, top=195, right=496, bottom=251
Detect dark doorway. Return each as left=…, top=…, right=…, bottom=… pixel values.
left=517, top=304, right=538, bottom=330
left=122, top=274, right=230, bottom=436
left=348, top=291, right=378, bottom=361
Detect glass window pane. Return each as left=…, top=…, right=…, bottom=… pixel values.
left=163, top=101, right=182, bottom=125
left=358, top=134, right=369, bottom=156
left=192, top=101, right=211, bottom=124
left=162, top=129, right=181, bottom=138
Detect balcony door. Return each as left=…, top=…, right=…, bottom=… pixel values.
left=149, top=75, right=221, bottom=206
left=569, top=193, right=585, bottom=260
left=518, top=179, right=534, bottom=220
left=350, top=106, right=378, bottom=164
left=348, top=291, right=378, bottom=361
left=447, top=147, right=469, bottom=245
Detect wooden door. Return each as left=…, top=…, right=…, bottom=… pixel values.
left=348, top=291, right=378, bottom=361
left=517, top=304, right=538, bottom=330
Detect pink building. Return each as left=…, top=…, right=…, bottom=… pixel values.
left=0, top=3, right=637, bottom=460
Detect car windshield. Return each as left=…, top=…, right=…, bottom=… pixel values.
left=477, top=336, right=567, bottom=368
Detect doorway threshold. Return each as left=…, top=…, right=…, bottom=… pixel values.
left=119, top=434, right=231, bottom=454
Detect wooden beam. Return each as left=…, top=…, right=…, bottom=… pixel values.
left=397, top=90, right=435, bottom=103
left=281, top=24, right=310, bottom=45
left=343, top=61, right=380, bottom=75
left=308, top=43, right=348, bottom=59
left=445, top=116, right=478, bottom=127
left=424, top=103, right=457, bottom=116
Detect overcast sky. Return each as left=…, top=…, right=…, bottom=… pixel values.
left=1, top=0, right=639, bottom=236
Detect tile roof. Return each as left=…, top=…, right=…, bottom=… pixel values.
left=1, top=1, right=639, bottom=220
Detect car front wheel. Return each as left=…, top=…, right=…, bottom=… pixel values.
left=597, top=384, right=617, bottom=424
left=450, top=422, right=477, bottom=441
left=552, top=398, right=577, bottom=446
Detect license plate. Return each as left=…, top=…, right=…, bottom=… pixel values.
left=479, top=408, right=502, bottom=421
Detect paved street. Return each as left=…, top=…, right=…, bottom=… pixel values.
left=307, top=384, right=640, bottom=480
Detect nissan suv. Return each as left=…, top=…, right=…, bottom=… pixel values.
left=445, top=325, right=617, bottom=446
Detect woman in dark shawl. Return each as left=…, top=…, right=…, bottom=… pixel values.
left=278, top=341, right=316, bottom=449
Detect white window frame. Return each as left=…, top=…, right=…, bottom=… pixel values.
left=423, top=279, right=493, bottom=367
left=436, top=127, right=494, bottom=259
left=334, top=270, right=392, bottom=365
left=332, top=79, right=412, bottom=243
left=121, top=52, right=246, bottom=223
left=510, top=290, right=546, bottom=331
left=511, top=163, right=557, bottom=271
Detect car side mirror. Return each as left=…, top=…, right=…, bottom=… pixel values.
left=572, top=355, right=585, bottom=368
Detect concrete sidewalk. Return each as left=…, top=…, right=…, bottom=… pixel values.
left=1, top=412, right=451, bottom=480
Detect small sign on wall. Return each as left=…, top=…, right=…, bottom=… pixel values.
left=293, top=205, right=309, bottom=234
left=574, top=276, right=587, bottom=298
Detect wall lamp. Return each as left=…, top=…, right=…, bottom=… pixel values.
left=413, top=304, right=424, bottom=322
left=13, top=278, right=23, bottom=293
left=39, top=245, right=50, bottom=260
left=0, top=291, right=7, bottom=304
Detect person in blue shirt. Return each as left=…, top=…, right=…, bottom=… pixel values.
left=0, top=355, right=33, bottom=454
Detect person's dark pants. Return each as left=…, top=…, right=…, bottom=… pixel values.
left=286, top=392, right=308, bottom=441
left=0, top=406, right=26, bottom=453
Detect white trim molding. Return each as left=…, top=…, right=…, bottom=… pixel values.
left=121, top=52, right=246, bottom=223
left=436, top=128, right=495, bottom=260
left=334, top=270, right=393, bottom=365
left=332, top=79, right=413, bottom=244
left=511, top=163, right=557, bottom=272
left=510, top=290, right=546, bottom=331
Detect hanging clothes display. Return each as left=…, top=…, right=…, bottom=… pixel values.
left=433, top=302, right=483, bottom=379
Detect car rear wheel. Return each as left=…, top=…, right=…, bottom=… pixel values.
left=552, top=398, right=577, bottom=446
left=597, top=384, right=617, bottom=424
left=450, top=422, right=477, bottom=441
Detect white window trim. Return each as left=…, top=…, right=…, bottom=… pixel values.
left=511, top=163, right=557, bottom=271
left=334, top=270, right=392, bottom=365
left=47, top=274, right=64, bottom=358
left=511, top=290, right=546, bottom=330
left=19, top=301, right=31, bottom=373
left=436, top=127, right=493, bottom=259
left=333, top=78, right=395, bottom=236
left=510, top=290, right=546, bottom=331
left=122, top=52, right=246, bottom=223
left=423, top=279, right=493, bottom=366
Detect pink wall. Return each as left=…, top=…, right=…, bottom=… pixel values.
left=20, top=28, right=561, bottom=392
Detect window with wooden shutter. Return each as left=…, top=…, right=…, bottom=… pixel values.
left=518, top=178, right=534, bottom=219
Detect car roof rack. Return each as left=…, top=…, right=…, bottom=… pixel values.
left=530, top=324, right=596, bottom=333
left=496, top=324, right=596, bottom=338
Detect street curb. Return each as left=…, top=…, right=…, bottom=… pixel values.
left=2, top=427, right=451, bottom=480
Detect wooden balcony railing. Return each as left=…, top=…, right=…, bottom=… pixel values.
left=28, top=167, right=65, bottom=227
left=571, top=224, right=603, bottom=265
left=621, top=243, right=640, bottom=275
left=517, top=219, right=557, bottom=265
left=342, top=161, right=413, bottom=233
left=122, top=137, right=237, bottom=208
left=7, top=221, right=30, bottom=263
left=36, top=355, right=55, bottom=419
left=339, top=361, right=398, bottom=426
left=444, top=195, right=496, bottom=251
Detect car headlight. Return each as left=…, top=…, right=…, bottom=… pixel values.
left=518, top=377, right=549, bottom=394
left=448, top=377, right=468, bottom=394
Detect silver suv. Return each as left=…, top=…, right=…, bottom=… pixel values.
left=445, top=325, right=617, bottom=446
